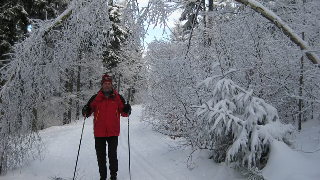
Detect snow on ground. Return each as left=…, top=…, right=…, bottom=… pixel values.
left=1, top=105, right=320, bottom=180
left=262, top=119, right=320, bottom=180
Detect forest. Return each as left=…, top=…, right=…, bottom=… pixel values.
left=0, top=0, right=319, bottom=178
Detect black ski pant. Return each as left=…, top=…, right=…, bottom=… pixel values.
left=95, top=136, right=118, bottom=180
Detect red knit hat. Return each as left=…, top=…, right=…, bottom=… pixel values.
left=101, top=74, right=112, bottom=85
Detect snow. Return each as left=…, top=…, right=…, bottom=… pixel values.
left=263, top=119, right=320, bottom=180
left=1, top=105, right=320, bottom=180
left=263, top=141, right=320, bottom=180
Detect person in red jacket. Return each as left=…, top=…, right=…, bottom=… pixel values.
left=82, top=74, right=131, bottom=180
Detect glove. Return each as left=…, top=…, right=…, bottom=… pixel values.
left=82, top=105, right=91, bottom=117
left=122, top=104, right=131, bottom=115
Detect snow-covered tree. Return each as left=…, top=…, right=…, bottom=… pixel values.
left=103, top=3, right=129, bottom=70
left=104, top=1, right=144, bottom=98
left=141, top=0, right=319, bottom=176
left=191, top=0, right=320, bottom=126
left=0, top=0, right=172, bottom=173
left=0, top=0, right=111, bottom=174
left=0, top=0, right=70, bottom=63
left=193, top=64, right=295, bottom=171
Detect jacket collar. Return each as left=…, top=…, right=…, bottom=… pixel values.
left=98, top=88, right=116, bottom=98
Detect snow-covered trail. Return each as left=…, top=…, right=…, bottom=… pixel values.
left=2, top=106, right=320, bottom=180
left=1, top=105, right=241, bottom=180
left=118, top=105, right=188, bottom=180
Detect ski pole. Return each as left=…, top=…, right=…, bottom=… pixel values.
left=128, top=114, right=132, bottom=180
left=127, top=88, right=132, bottom=180
left=73, top=117, right=86, bottom=180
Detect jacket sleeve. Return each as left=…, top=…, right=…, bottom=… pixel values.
left=118, top=94, right=126, bottom=105
left=86, top=94, right=97, bottom=116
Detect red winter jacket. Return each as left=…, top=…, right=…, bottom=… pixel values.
left=88, top=89, right=127, bottom=137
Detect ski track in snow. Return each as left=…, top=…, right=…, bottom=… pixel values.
left=2, top=105, right=320, bottom=180
left=0, top=105, right=196, bottom=180
left=118, top=106, right=179, bottom=180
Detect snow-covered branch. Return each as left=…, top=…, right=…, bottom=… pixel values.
left=42, top=4, right=74, bottom=37
left=235, top=0, right=320, bottom=67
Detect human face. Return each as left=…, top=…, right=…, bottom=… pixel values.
left=102, top=81, right=112, bottom=92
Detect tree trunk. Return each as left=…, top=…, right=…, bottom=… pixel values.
left=298, top=0, right=306, bottom=130
left=298, top=49, right=304, bottom=130
left=76, top=66, right=81, bottom=120
left=208, top=0, right=213, bottom=11
left=202, top=0, right=206, bottom=28
left=117, top=74, right=121, bottom=92
left=63, top=69, right=74, bottom=125
left=32, top=108, right=39, bottom=130
left=68, top=70, right=74, bottom=124
left=207, top=0, right=213, bottom=45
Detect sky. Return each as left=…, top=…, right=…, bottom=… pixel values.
left=136, top=0, right=181, bottom=45
left=1, top=105, right=320, bottom=180
left=27, top=0, right=181, bottom=44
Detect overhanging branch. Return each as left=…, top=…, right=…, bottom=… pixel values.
left=235, top=0, right=320, bottom=67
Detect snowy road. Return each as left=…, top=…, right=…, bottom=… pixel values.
left=118, top=106, right=184, bottom=180
left=1, top=105, right=241, bottom=180
left=1, top=105, right=320, bottom=180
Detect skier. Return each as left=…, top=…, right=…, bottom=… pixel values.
left=82, top=73, right=131, bottom=180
